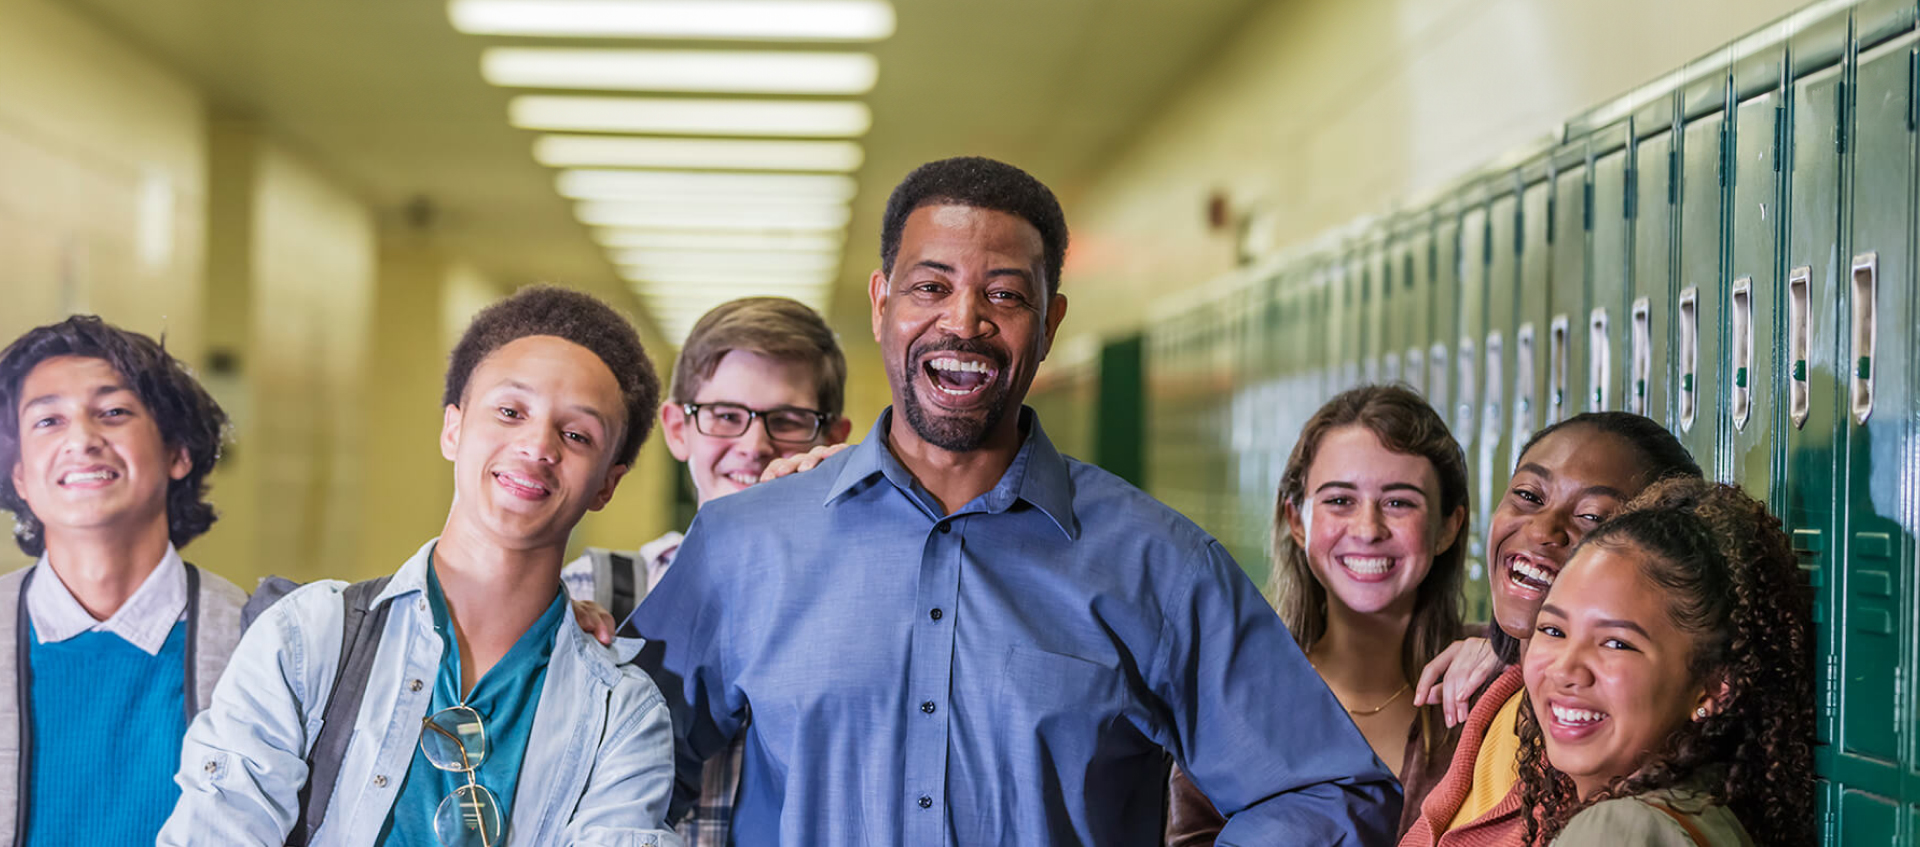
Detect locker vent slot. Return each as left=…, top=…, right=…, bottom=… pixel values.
left=1788, top=266, right=1811, bottom=429
left=1589, top=307, right=1611, bottom=412
left=1678, top=287, right=1699, bottom=432
left=1547, top=314, right=1569, bottom=424
left=1849, top=252, right=1876, bottom=424
left=1730, top=277, right=1753, bottom=430
left=1629, top=297, right=1652, bottom=416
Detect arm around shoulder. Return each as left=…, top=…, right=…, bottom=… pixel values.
left=158, top=582, right=344, bottom=846
left=563, top=668, right=684, bottom=847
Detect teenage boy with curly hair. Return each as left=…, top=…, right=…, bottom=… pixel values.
left=0, top=316, right=249, bottom=846
left=161, top=286, right=681, bottom=846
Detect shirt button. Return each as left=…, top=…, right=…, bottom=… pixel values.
left=409, top=679, right=424, bottom=693
left=203, top=760, right=217, bottom=774
left=937, top=523, right=952, bottom=534
left=921, top=700, right=936, bottom=714
left=373, top=775, right=389, bottom=788
left=918, top=795, right=933, bottom=809
left=929, top=608, right=943, bottom=621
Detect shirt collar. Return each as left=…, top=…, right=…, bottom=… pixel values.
left=824, top=406, right=1078, bottom=540
left=373, top=537, right=440, bottom=608
left=27, top=544, right=188, bottom=655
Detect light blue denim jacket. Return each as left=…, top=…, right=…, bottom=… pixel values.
left=157, top=539, right=681, bottom=847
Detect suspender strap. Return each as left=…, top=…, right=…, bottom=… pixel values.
left=12, top=570, right=33, bottom=847
left=1644, top=797, right=1710, bottom=847
left=286, top=576, right=393, bottom=847
left=181, top=565, right=202, bottom=723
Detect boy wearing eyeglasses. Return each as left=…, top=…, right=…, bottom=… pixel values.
left=160, top=286, right=680, bottom=846
left=0, top=316, right=248, bottom=847
left=561, top=296, right=848, bottom=847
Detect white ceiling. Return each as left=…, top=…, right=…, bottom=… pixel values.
left=63, top=0, right=1266, bottom=341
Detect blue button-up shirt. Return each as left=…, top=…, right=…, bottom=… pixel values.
left=634, top=409, right=1398, bottom=846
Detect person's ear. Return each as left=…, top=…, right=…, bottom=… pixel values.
left=660, top=402, right=693, bottom=462
left=1692, top=675, right=1733, bottom=721
left=586, top=462, right=629, bottom=512
left=168, top=444, right=192, bottom=482
left=1038, top=293, right=1069, bottom=359
left=869, top=268, right=891, bottom=342
left=1284, top=498, right=1308, bottom=551
left=825, top=415, right=853, bottom=445
left=440, top=404, right=463, bottom=462
left=1435, top=504, right=1467, bottom=555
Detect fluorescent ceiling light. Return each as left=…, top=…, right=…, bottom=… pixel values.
left=614, top=249, right=840, bottom=273
left=561, top=170, right=857, bottom=203
left=537, top=135, right=863, bottom=171
left=577, top=200, right=851, bottom=230
left=593, top=229, right=846, bottom=253
left=622, top=267, right=837, bottom=288
left=513, top=96, right=871, bottom=137
left=483, top=48, right=878, bottom=95
left=450, top=0, right=895, bottom=41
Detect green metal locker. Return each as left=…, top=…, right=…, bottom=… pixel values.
left=1548, top=141, right=1590, bottom=427
left=1587, top=120, right=1634, bottom=414
left=1402, top=212, right=1435, bottom=397
left=1784, top=10, right=1851, bottom=839
left=1727, top=46, right=1787, bottom=507
left=1837, top=10, right=1916, bottom=837
left=1631, top=97, right=1679, bottom=428
left=1675, top=65, right=1732, bottom=479
left=1518, top=158, right=1553, bottom=446
left=1487, top=176, right=1521, bottom=503
left=1430, top=202, right=1463, bottom=418
left=1364, top=230, right=1390, bottom=385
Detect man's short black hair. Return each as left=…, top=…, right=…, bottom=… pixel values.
left=880, top=156, right=1070, bottom=296
left=443, top=285, right=660, bottom=467
left=0, top=316, right=228, bottom=557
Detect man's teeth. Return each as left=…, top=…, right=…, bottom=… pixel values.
left=1551, top=704, right=1607, bottom=725
left=1342, top=556, right=1393, bottom=575
left=60, top=470, right=113, bottom=484
left=726, top=472, right=759, bottom=487
left=1509, top=558, right=1557, bottom=588
left=499, top=472, right=546, bottom=492
left=928, top=357, right=992, bottom=374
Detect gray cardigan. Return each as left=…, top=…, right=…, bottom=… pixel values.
left=0, top=563, right=246, bottom=845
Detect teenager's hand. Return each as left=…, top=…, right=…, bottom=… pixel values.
left=760, top=442, right=853, bottom=482
left=1413, top=637, right=1500, bottom=727
left=572, top=600, right=617, bottom=646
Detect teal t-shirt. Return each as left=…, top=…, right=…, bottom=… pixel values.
left=379, top=560, right=569, bottom=846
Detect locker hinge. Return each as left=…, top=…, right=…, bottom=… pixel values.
left=1823, top=651, right=1841, bottom=719
left=1624, top=165, right=1638, bottom=219
left=1583, top=181, right=1594, bottom=231
left=1717, top=125, right=1729, bottom=188
left=1895, top=666, right=1907, bottom=741
left=1772, top=105, right=1785, bottom=172
left=1836, top=80, right=1849, bottom=155
left=1546, top=193, right=1555, bottom=243
left=1667, top=149, right=1680, bottom=205
left=1909, top=48, right=1918, bottom=131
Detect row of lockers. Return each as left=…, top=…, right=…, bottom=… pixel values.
left=1033, top=1, right=1920, bottom=842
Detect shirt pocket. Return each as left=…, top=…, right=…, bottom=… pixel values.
left=997, top=645, right=1126, bottom=718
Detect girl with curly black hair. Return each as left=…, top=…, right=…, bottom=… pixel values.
left=1515, top=478, right=1815, bottom=845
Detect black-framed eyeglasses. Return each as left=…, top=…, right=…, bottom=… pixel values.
left=683, top=402, right=831, bottom=444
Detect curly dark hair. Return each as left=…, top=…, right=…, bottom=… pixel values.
left=443, top=285, right=660, bottom=468
left=1267, top=385, right=1469, bottom=758
left=1489, top=411, right=1702, bottom=663
left=0, top=316, right=228, bottom=556
left=880, top=156, right=1070, bottom=296
left=1515, top=478, right=1815, bottom=846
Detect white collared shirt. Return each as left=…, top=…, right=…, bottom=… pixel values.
left=26, top=545, right=187, bottom=655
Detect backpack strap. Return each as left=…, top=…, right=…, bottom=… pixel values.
left=285, top=576, right=393, bottom=847
left=181, top=565, right=201, bottom=723
left=607, top=552, right=639, bottom=625
left=1642, top=797, right=1710, bottom=847
left=11, top=569, right=34, bottom=847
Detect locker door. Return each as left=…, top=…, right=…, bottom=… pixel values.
left=1431, top=206, right=1462, bottom=418
left=1675, top=70, right=1730, bottom=478
left=1517, top=162, right=1552, bottom=446
left=1404, top=216, right=1434, bottom=396
left=1456, top=194, right=1493, bottom=622
left=1728, top=50, right=1786, bottom=507
left=1590, top=122, right=1633, bottom=413
left=1548, top=143, right=1590, bottom=426
left=1486, top=181, right=1520, bottom=494
left=1366, top=232, right=1391, bottom=384
left=1630, top=100, right=1678, bottom=427
left=1385, top=225, right=1411, bottom=386
left=1838, top=25, right=1915, bottom=823
left=1343, top=247, right=1365, bottom=389
left=1784, top=19, right=1848, bottom=843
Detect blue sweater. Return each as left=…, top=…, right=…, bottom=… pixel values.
left=27, top=621, right=187, bottom=847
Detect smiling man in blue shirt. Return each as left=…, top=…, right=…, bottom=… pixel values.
left=634, top=157, right=1400, bottom=845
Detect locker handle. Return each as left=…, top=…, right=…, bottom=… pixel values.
left=1588, top=307, right=1611, bottom=412
left=1547, top=314, right=1569, bottom=425
left=1729, top=277, right=1753, bottom=431
left=1629, top=298, right=1652, bottom=417
left=1512, top=324, right=1536, bottom=444
left=1787, top=266, right=1811, bottom=429
left=1482, top=331, right=1504, bottom=443
left=1429, top=342, right=1450, bottom=417
left=1850, top=252, right=1877, bottom=424
left=1677, top=287, right=1698, bottom=433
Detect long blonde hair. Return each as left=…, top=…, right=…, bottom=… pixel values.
left=1266, top=385, right=1469, bottom=755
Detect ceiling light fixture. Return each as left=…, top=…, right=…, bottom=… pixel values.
left=512, top=96, right=872, bottom=137
left=450, top=0, right=896, bottom=42
left=536, top=135, right=864, bottom=171
left=560, top=169, right=858, bottom=203
left=577, top=200, right=851, bottom=230
left=622, top=267, right=838, bottom=288
left=592, top=229, right=847, bottom=253
left=483, top=48, right=879, bottom=95
left=614, top=249, right=840, bottom=273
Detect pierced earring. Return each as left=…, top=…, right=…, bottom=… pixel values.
left=1694, top=706, right=1709, bottom=719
